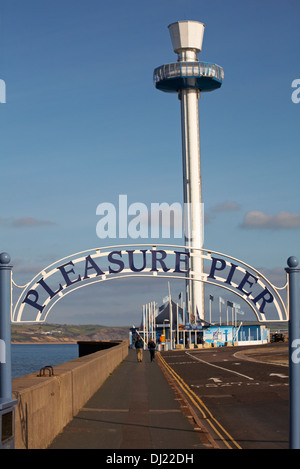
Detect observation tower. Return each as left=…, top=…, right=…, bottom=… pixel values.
left=154, top=21, right=224, bottom=321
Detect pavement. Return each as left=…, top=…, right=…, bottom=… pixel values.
left=49, top=348, right=214, bottom=450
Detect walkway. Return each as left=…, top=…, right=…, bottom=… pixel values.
left=49, top=349, right=212, bottom=449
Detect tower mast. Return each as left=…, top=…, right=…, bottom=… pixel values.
left=154, top=21, right=224, bottom=321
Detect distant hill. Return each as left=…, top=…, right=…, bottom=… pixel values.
left=11, top=323, right=129, bottom=343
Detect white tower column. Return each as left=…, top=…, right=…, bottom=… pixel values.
left=154, top=20, right=224, bottom=324
left=180, top=88, right=204, bottom=320
left=168, top=21, right=206, bottom=321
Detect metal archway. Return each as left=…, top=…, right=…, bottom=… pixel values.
left=12, top=244, right=288, bottom=323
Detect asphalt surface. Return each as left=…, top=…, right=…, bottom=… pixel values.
left=161, top=343, right=289, bottom=449
left=49, top=348, right=213, bottom=450
left=49, top=343, right=289, bottom=450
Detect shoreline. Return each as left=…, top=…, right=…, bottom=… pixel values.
left=12, top=341, right=78, bottom=345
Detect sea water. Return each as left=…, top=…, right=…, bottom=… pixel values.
left=11, top=343, right=78, bottom=378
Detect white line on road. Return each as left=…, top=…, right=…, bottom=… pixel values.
left=269, top=373, right=288, bottom=379
left=208, top=377, right=223, bottom=383
left=185, top=351, right=254, bottom=381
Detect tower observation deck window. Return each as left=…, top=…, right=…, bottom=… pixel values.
left=153, top=61, right=224, bottom=91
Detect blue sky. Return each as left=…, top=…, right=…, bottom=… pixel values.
left=0, top=0, right=299, bottom=326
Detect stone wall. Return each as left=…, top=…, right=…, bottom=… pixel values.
left=12, top=340, right=129, bottom=449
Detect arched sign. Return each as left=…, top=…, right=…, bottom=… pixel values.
left=12, top=244, right=288, bottom=323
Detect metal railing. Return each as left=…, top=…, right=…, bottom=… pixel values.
left=153, top=61, right=224, bottom=85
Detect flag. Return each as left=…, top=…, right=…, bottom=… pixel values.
left=162, top=296, right=169, bottom=304
left=209, top=295, right=214, bottom=301
left=178, top=303, right=184, bottom=326
left=219, top=297, right=225, bottom=305
left=227, top=301, right=233, bottom=307
left=184, top=305, right=189, bottom=325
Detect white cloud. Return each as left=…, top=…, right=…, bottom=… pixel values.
left=11, top=217, right=55, bottom=228
left=0, top=217, right=55, bottom=228
left=211, top=201, right=241, bottom=213
left=241, top=210, right=300, bottom=229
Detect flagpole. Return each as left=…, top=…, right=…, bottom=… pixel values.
left=146, top=303, right=149, bottom=347
left=176, top=302, right=179, bottom=346
left=168, top=282, right=173, bottom=350
left=153, top=301, right=156, bottom=342
left=150, top=303, right=152, bottom=339
left=188, top=298, right=192, bottom=346
left=151, top=302, right=154, bottom=338
left=142, top=305, right=145, bottom=344
left=180, top=293, right=183, bottom=346
left=149, top=303, right=151, bottom=344
left=183, top=301, right=186, bottom=348
left=145, top=304, right=147, bottom=347
left=209, top=295, right=213, bottom=324
left=144, top=304, right=146, bottom=348
left=149, top=302, right=151, bottom=339
left=219, top=297, right=226, bottom=326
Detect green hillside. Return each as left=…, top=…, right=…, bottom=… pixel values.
left=11, top=323, right=129, bottom=343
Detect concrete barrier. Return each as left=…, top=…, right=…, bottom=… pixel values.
left=175, top=344, right=184, bottom=350
left=12, top=340, right=129, bottom=449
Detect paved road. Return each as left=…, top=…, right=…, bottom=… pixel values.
left=159, top=343, right=289, bottom=449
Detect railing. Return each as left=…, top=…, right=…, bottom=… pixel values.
left=153, top=61, right=224, bottom=85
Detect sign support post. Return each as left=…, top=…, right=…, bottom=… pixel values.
left=286, top=256, right=300, bottom=449
left=0, top=252, right=17, bottom=449
left=0, top=253, right=13, bottom=399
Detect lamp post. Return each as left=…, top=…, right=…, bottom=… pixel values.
left=286, top=256, right=300, bottom=449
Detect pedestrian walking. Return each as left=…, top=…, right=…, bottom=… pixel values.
left=148, top=338, right=156, bottom=362
left=135, top=335, right=144, bottom=362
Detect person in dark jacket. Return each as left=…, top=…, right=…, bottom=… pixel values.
left=148, top=338, right=156, bottom=362
left=135, top=335, right=144, bottom=362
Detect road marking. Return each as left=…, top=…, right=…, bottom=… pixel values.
left=191, top=381, right=261, bottom=389
left=270, top=383, right=289, bottom=387
left=269, top=373, right=288, bottom=379
left=168, top=361, right=198, bottom=365
left=81, top=408, right=129, bottom=412
left=208, top=377, right=223, bottom=383
left=158, top=353, right=242, bottom=449
left=185, top=351, right=254, bottom=381
left=233, top=350, right=288, bottom=367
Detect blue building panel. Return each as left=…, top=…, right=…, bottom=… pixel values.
left=203, top=324, right=269, bottom=347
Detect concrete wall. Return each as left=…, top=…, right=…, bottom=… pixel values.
left=12, top=340, right=129, bottom=449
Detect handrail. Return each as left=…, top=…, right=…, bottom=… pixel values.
left=154, top=61, right=224, bottom=85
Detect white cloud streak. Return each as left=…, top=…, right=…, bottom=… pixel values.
left=241, top=210, right=300, bottom=229
left=211, top=201, right=241, bottom=213
left=0, top=217, right=55, bottom=228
